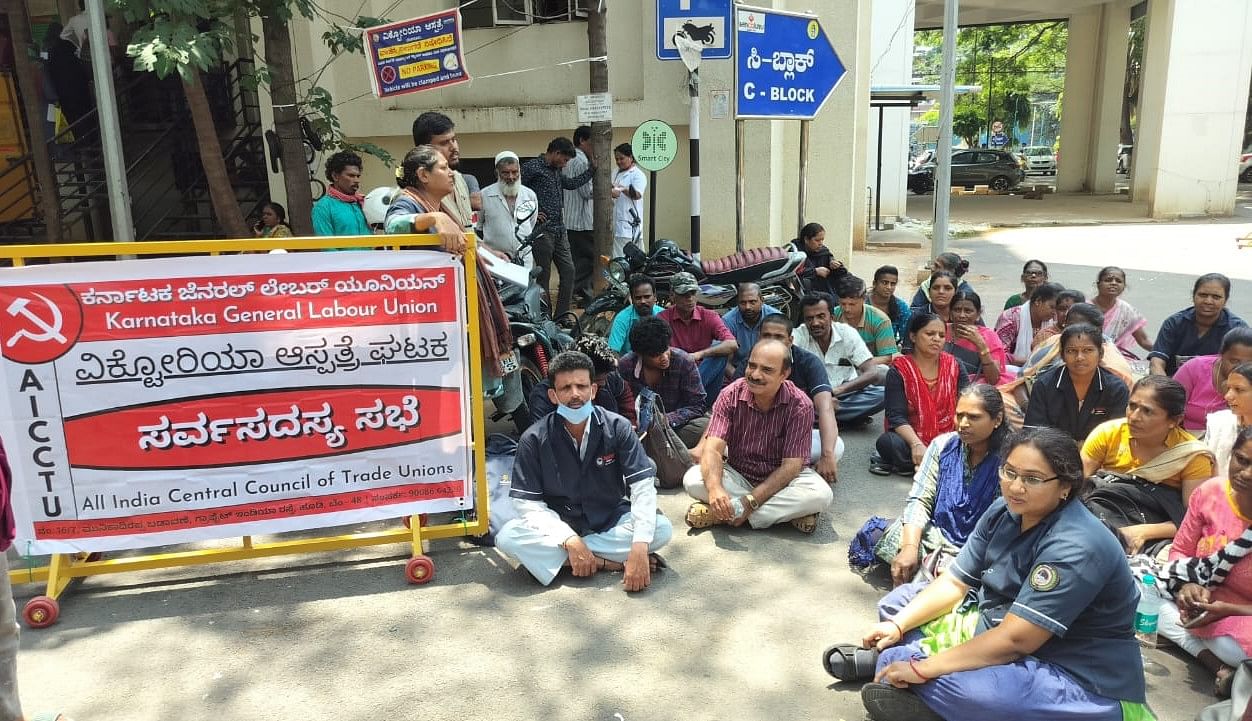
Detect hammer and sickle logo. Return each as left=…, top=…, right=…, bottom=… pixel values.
left=6, top=293, right=66, bottom=347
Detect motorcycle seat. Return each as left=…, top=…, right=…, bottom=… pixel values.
left=701, top=247, right=790, bottom=284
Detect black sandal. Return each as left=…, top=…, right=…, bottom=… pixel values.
left=861, top=683, right=942, bottom=721
left=822, top=643, right=880, bottom=681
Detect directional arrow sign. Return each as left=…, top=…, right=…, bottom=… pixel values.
left=734, top=6, right=846, bottom=120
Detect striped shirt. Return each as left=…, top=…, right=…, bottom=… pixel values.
left=707, top=378, right=814, bottom=484
left=562, top=149, right=594, bottom=231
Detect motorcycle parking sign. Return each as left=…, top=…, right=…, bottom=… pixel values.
left=657, top=0, right=732, bottom=61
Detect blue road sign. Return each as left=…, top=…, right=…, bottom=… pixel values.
left=657, top=0, right=732, bottom=61
left=734, top=6, right=846, bottom=120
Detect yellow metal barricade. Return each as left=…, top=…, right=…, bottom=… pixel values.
left=0, top=234, right=491, bottom=627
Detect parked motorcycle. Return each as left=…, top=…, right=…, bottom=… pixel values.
left=484, top=200, right=578, bottom=405
left=582, top=236, right=808, bottom=334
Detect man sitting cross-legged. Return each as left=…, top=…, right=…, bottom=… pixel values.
left=682, top=339, right=833, bottom=534
left=496, top=351, right=672, bottom=591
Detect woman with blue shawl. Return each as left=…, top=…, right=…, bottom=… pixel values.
left=861, top=384, right=1008, bottom=586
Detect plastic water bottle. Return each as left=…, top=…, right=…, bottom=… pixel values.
left=730, top=497, right=746, bottom=518
left=1135, top=574, right=1161, bottom=647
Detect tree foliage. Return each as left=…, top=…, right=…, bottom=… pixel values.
left=915, top=21, right=1067, bottom=146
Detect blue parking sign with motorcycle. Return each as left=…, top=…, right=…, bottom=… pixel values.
left=735, top=6, right=845, bottom=119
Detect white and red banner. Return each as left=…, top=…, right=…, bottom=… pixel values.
left=0, top=252, right=474, bottom=553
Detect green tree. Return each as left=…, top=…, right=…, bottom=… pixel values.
left=916, top=21, right=1067, bottom=146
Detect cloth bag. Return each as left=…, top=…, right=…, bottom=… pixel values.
left=1197, top=659, right=1252, bottom=721
left=635, top=388, right=693, bottom=489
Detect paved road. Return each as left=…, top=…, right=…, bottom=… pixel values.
left=12, top=218, right=1252, bottom=721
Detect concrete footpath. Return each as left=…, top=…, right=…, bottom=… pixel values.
left=11, top=217, right=1252, bottom=721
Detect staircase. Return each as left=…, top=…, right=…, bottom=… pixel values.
left=0, top=59, right=268, bottom=243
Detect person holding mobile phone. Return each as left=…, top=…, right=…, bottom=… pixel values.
left=1155, top=428, right=1252, bottom=699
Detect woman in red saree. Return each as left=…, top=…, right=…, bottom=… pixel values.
left=871, top=313, right=970, bottom=476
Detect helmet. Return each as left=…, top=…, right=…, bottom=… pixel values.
left=363, top=187, right=394, bottom=228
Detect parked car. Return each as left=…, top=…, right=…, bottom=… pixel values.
left=1239, top=150, right=1252, bottom=183
left=949, top=149, right=1025, bottom=192
left=1021, top=145, right=1056, bottom=175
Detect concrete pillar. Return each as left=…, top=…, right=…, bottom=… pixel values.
left=866, top=0, right=915, bottom=223
left=1087, top=2, right=1131, bottom=192
left=1132, top=0, right=1252, bottom=217
left=1056, top=7, right=1099, bottom=192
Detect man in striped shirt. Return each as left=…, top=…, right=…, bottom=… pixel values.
left=682, top=339, right=833, bottom=534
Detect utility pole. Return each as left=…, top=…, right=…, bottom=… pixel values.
left=587, top=3, right=613, bottom=279
left=932, top=0, right=958, bottom=256
left=86, top=0, right=134, bottom=241
left=4, top=0, right=62, bottom=242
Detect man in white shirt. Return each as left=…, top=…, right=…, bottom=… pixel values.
left=611, top=143, right=647, bottom=259
left=791, top=292, right=885, bottom=426
left=563, top=126, right=596, bottom=305
left=478, top=151, right=538, bottom=270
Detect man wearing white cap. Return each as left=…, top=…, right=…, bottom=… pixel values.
left=478, top=151, right=539, bottom=270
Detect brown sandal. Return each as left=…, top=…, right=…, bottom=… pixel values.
left=685, top=502, right=717, bottom=528
left=790, top=512, right=820, bottom=534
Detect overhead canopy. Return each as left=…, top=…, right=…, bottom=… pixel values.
left=870, top=84, right=981, bottom=107
left=913, top=0, right=1118, bottom=28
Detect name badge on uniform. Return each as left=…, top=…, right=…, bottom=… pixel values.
left=595, top=453, right=617, bottom=467
left=1091, top=407, right=1107, bottom=417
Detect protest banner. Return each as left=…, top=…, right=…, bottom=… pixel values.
left=0, top=251, right=473, bottom=554
left=364, top=9, right=470, bottom=99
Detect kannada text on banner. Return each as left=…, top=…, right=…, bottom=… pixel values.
left=365, top=9, right=469, bottom=99
left=0, top=251, right=474, bottom=553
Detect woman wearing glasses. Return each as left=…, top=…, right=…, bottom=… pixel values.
left=1081, top=375, right=1216, bottom=555
left=1023, top=324, right=1129, bottom=443
left=1001, top=259, right=1048, bottom=311
left=825, top=427, right=1149, bottom=721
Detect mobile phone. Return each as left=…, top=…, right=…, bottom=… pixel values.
left=1182, top=611, right=1212, bottom=629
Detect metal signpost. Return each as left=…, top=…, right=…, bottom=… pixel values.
left=631, top=120, right=679, bottom=250
left=734, top=5, right=845, bottom=243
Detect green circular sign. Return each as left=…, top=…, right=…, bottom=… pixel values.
left=631, top=119, right=678, bottom=172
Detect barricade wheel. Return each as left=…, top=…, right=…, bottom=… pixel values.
left=401, top=514, right=429, bottom=530
left=23, top=596, right=59, bottom=628
left=405, top=555, right=435, bottom=585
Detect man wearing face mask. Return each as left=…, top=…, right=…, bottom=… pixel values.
left=478, top=151, right=539, bottom=269
left=496, top=351, right=672, bottom=591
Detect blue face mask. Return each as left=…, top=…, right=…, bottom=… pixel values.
left=556, top=401, right=594, bottom=424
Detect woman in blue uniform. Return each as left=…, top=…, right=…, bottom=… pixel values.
left=825, top=427, right=1150, bottom=721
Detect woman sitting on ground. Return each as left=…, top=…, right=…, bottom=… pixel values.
left=1175, top=327, right=1252, bottom=433
left=994, top=281, right=1064, bottom=369
left=1091, top=266, right=1154, bottom=358
left=908, top=271, right=957, bottom=323
left=943, top=290, right=1008, bottom=385
left=1081, top=375, right=1216, bottom=555
left=871, top=313, right=969, bottom=477
left=1024, top=324, right=1129, bottom=443
left=1151, top=273, right=1247, bottom=376
left=910, top=252, right=973, bottom=309
left=868, top=265, right=912, bottom=344
left=1033, top=288, right=1086, bottom=348
left=854, top=385, right=1006, bottom=586
left=1157, top=427, right=1252, bottom=699
left=998, top=302, right=1136, bottom=430
left=1002, top=259, right=1048, bottom=310
left=826, top=427, right=1148, bottom=721
left=1207, top=362, right=1252, bottom=474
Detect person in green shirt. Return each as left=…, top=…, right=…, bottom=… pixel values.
left=1003, top=259, right=1049, bottom=310
left=832, top=275, right=899, bottom=382
left=311, top=151, right=372, bottom=237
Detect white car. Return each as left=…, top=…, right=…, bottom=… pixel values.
left=1021, top=146, right=1056, bottom=175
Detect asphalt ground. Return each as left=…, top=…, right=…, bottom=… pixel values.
left=12, top=213, right=1252, bottom=721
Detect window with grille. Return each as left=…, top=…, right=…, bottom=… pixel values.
left=461, top=0, right=589, bottom=29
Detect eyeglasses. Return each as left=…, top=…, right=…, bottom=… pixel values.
left=998, top=465, right=1059, bottom=487
left=1023, top=270, right=1046, bottom=277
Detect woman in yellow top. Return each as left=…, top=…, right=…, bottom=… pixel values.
left=1081, top=375, right=1216, bottom=555
left=253, top=202, right=293, bottom=238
